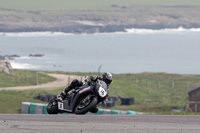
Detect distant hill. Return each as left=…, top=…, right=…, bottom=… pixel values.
left=0, top=0, right=200, bottom=33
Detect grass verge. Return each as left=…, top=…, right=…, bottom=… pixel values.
left=1, top=71, right=200, bottom=114
left=0, top=70, right=56, bottom=87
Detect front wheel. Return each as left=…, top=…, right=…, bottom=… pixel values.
left=47, top=98, right=59, bottom=114
left=75, top=96, right=98, bottom=115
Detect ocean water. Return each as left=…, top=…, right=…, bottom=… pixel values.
left=1, top=27, right=200, bottom=74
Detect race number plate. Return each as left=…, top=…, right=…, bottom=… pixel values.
left=98, top=87, right=107, bottom=98
left=58, top=102, right=64, bottom=110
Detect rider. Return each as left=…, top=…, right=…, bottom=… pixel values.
left=60, top=72, right=113, bottom=113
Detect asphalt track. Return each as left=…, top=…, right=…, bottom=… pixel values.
left=1, top=114, right=200, bottom=133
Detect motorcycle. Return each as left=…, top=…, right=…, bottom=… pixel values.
left=47, top=76, right=108, bottom=115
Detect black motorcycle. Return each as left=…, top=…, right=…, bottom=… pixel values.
left=47, top=77, right=108, bottom=115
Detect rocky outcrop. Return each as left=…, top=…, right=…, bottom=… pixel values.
left=0, top=60, right=15, bottom=75
left=29, top=54, right=44, bottom=57
left=0, top=54, right=20, bottom=60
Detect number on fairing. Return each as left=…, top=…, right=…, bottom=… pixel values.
left=98, top=87, right=107, bottom=97
left=58, top=102, right=64, bottom=110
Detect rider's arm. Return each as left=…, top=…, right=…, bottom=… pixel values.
left=90, top=75, right=102, bottom=82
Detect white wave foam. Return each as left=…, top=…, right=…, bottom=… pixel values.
left=125, top=27, right=200, bottom=34
left=6, top=56, right=44, bottom=60
left=17, top=56, right=44, bottom=60
left=0, top=27, right=200, bottom=36
left=12, top=56, right=31, bottom=60
left=10, top=62, right=40, bottom=69
left=0, top=32, right=74, bottom=37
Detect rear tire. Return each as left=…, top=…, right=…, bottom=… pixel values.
left=75, top=96, right=98, bottom=115
left=47, top=98, right=59, bottom=114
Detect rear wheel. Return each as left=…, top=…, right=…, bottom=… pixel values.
left=75, top=96, right=98, bottom=115
left=47, top=98, right=59, bottom=114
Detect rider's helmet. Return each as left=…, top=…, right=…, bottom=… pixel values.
left=102, top=72, right=113, bottom=86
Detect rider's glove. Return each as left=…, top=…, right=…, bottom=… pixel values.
left=84, top=76, right=90, bottom=82
left=91, top=75, right=98, bottom=81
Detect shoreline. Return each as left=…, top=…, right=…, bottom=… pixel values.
left=1, top=28, right=200, bottom=75
left=1, top=23, right=200, bottom=34
left=1, top=27, right=200, bottom=37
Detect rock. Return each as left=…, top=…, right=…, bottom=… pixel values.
left=29, top=54, right=44, bottom=57
left=0, top=60, right=15, bottom=75
left=3, top=54, right=20, bottom=60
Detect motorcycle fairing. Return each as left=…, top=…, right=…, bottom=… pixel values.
left=92, top=81, right=108, bottom=101
left=57, top=85, right=94, bottom=113
left=79, top=86, right=91, bottom=94
left=98, top=86, right=107, bottom=98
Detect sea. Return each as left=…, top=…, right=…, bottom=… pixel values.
left=1, top=27, right=200, bottom=75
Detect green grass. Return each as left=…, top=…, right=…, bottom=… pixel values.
left=0, top=69, right=57, bottom=114
left=1, top=0, right=199, bottom=31
left=0, top=87, right=64, bottom=114
left=0, top=91, right=45, bottom=114
left=62, top=72, right=200, bottom=114
left=172, top=112, right=200, bottom=115
left=1, top=0, right=200, bottom=10
left=108, top=73, right=200, bottom=113
left=1, top=71, right=200, bottom=114
left=0, top=70, right=56, bottom=87
left=6, top=87, right=64, bottom=98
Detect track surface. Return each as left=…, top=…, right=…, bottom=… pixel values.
left=0, top=114, right=200, bottom=133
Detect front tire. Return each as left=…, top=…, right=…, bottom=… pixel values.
left=75, top=96, right=98, bottom=115
left=47, top=98, right=59, bottom=114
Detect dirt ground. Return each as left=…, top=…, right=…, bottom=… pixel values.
left=0, top=74, right=83, bottom=91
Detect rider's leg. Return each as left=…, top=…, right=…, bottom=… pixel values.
left=60, top=79, right=83, bottom=99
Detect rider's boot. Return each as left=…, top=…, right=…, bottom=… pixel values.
left=60, top=87, right=71, bottom=100
left=90, top=106, right=98, bottom=113
left=60, top=79, right=83, bottom=100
